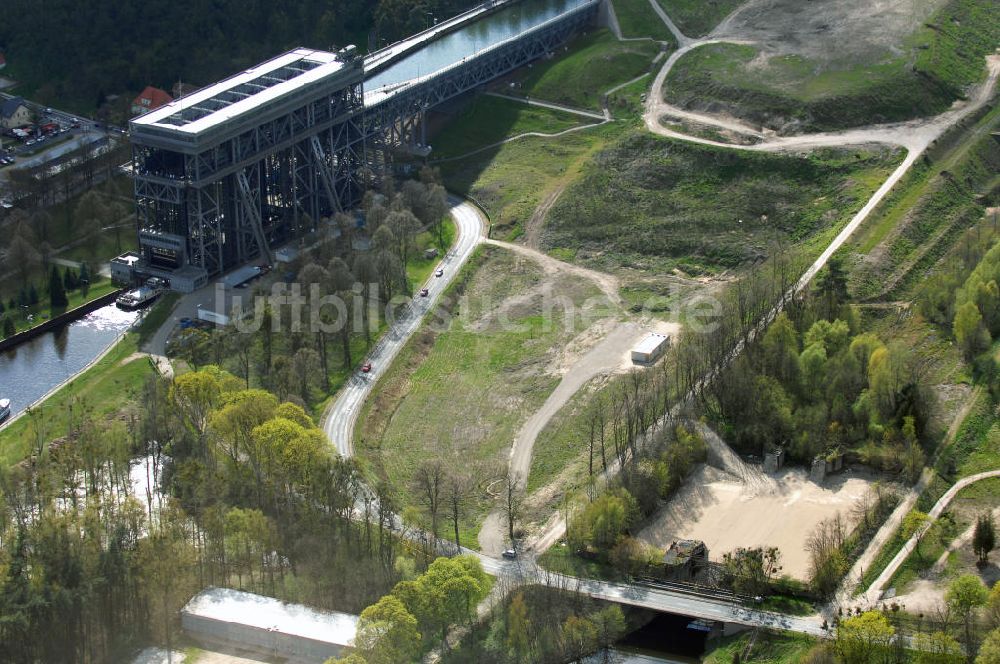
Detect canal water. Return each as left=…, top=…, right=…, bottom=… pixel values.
left=0, top=304, right=139, bottom=421
left=365, top=0, right=593, bottom=91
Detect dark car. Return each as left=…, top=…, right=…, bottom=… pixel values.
left=361, top=362, right=372, bottom=373
left=502, top=549, right=517, bottom=560
left=419, top=288, right=429, bottom=297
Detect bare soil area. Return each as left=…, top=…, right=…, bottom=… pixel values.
left=712, top=0, right=947, bottom=67
left=638, top=464, right=877, bottom=579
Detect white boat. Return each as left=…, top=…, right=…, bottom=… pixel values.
left=116, top=286, right=159, bottom=309
left=116, top=277, right=168, bottom=310
left=0, top=398, right=10, bottom=422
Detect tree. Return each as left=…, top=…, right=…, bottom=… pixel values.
left=290, top=347, right=321, bottom=402
left=326, top=653, right=368, bottom=664
left=570, top=488, right=637, bottom=551
left=506, top=592, right=531, bottom=660
left=761, top=311, right=800, bottom=385
left=411, top=460, right=444, bottom=543
left=391, top=555, right=489, bottom=646
left=504, top=472, right=523, bottom=547
left=355, top=595, right=421, bottom=664
left=947, top=574, right=989, bottom=657
left=592, top=605, right=626, bottom=663
left=48, top=264, right=68, bottom=309
left=721, top=546, right=782, bottom=597
left=915, top=630, right=963, bottom=664
left=386, top=208, right=420, bottom=277
left=955, top=302, right=990, bottom=359
left=834, top=611, right=895, bottom=664
left=136, top=518, right=198, bottom=657
left=988, top=581, right=1000, bottom=630
left=562, top=615, right=598, bottom=663
left=5, top=235, right=41, bottom=286
left=445, top=469, right=470, bottom=552
left=902, top=511, right=930, bottom=559
left=978, top=628, right=1000, bottom=664
left=974, top=513, right=997, bottom=565
left=816, top=255, right=849, bottom=319
left=2, top=317, right=14, bottom=338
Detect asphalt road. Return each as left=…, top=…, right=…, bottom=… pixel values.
left=321, top=196, right=485, bottom=456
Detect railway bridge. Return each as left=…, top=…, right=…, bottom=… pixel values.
left=125, top=0, right=600, bottom=290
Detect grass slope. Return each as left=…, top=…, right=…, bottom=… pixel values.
left=439, top=121, right=622, bottom=241
left=438, top=29, right=658, bottom=241
left=513, top=29, right=660, bottom=110
left=702, top=630, right=820, bottom=663
left=664, top=0, right=1000, bottom=131
left=848, top=104, right=1000, bottom=300
left=431, top=96, right=586, bottom=161
left=541, top=131, right=902, bottom=275
left=653, top=0, right=743, bottom=37
left=611, top=0, right=675, bottom=42
left=356, top=245, right=606, bottom=539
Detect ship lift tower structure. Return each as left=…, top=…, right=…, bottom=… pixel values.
left=128, top=47, right=368, bottom=291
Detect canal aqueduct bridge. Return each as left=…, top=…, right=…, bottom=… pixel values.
left=126, top=0, right=600, bottom=291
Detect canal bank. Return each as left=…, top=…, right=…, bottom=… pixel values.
left=0, top=287, right=122, bottom=353
left=0, top=303, right=140, bottom=427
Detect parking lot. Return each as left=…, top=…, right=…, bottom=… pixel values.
left=1, top=93, right=121, bottom=170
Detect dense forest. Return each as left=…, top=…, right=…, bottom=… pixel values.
left=0, top=0, right=478, bottom=111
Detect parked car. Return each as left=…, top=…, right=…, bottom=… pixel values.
left=502, top=549, right=517, bottom=560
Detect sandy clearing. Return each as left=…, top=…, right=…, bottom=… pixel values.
left=638, top=465, right=876, bottom=579
left=712, top=0, right=947, bottom=67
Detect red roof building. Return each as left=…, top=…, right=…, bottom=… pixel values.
left=130, top=86, right=173, bottom=116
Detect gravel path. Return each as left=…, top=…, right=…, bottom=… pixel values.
left=859, top=470, right=1000, bottom=604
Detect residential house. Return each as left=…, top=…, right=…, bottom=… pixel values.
left=1, top=96, right=31, bottom=130
left=130, top=86, right=173, bottom=116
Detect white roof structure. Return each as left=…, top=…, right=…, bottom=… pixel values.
left=182, top=587, right=358, bottom=647
left=633, top=332, right=669, bottom=356
left=131, top=49, right=349, bottom=135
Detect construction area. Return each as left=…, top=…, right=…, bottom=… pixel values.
left=638, top=427, right=878, bottom=579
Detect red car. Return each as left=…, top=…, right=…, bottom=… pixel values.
left=361, top=362, right=372, bottom=373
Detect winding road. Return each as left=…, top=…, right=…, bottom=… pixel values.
left=322, top=196, right=485, bottom=456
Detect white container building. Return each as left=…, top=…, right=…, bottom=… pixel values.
left=631, top=332, right=670, bottom=365
left=181, top=587, right=358, bottom=662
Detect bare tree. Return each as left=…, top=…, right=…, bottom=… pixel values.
left=445, top=469, right=471, bottom=552
left=505, top=472, right=524, bottom=547
left=411, top=460, right=445, bottom=541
